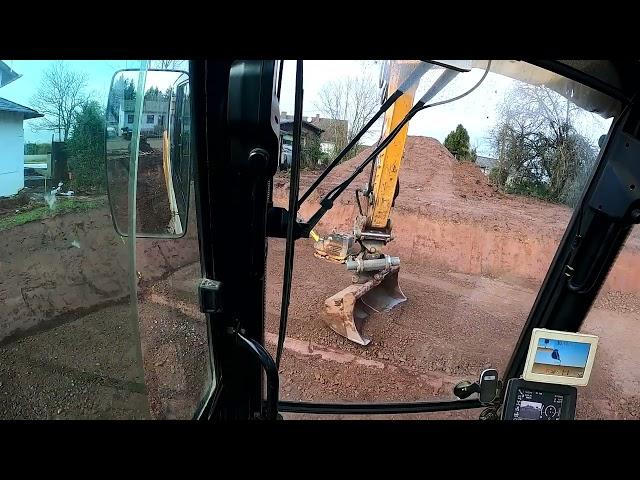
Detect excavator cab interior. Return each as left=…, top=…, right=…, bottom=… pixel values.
left=2, top=58, right=640, bottom=422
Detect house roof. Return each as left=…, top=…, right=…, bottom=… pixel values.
left=0, top=61, right=21, bottom=89
left=475, top=155, right=497, bottom=169
left=0, top=97, right=43, bottom=120
left=280, top=113, right=345, bottom=143
left=280, top=119, right=324, bottom=135
left=308, top=115, right=347, bottom=145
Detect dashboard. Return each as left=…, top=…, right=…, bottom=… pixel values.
left=502, top=378, right=577, bottom=420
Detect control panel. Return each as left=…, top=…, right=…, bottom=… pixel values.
left=502, top=378, right=577, bottom=421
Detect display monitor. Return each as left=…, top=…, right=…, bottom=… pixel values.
left=522, top=329, right=598, bottom=386
left=502, top=378, right=577, bottom=420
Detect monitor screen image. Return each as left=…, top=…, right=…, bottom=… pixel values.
left=517, top=400, right=543, bottom=420
left=532, top=338, right=591, bottom=378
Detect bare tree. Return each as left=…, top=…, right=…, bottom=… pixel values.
left=316, top=73, right=380, bottom=159
left=31, top=61, right=88, bottom=142
left=152, top=60, right=186, bottom=70
left=490, top=83, right=597, bottom=205
left=500, top=84, right=580, bottom=139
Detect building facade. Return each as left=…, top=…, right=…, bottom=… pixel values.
left=118, top=99, right=169, bottom=137
left=278, top=119, right=324, bottom=169
left=0, top=62, right=43, bottom=197
left=281, top=112, right=348, bottom=155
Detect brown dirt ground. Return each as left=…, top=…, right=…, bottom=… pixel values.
left=0, top=198, right=204, bottom=419
left=282, top=136, right=640, bottom=248
left=275, top=137, right=640, bottom=293
left=263, top=136, right=640, bottom=419
left=262, top=239, right=640, bottom=420
left=0, top=190, right=32, bottom=216
left=284, top=136, right=574, bottom=238
left=107, top=152, right=173, bottom=235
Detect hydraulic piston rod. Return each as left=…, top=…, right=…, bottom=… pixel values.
left=345, top=255, right=401, bottom=273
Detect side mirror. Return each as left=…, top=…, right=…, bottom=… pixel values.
left=105, top=68, right=192, bottom=238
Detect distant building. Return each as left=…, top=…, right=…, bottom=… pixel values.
left=118, top=98, right=169, bottom=137
left=278, top=118, right=324, bottom=169
left=475, top=155, right=498, bottom=175
left=281, top=112, right=348, bottom=155
left=0, top=61, right=43, bottom=197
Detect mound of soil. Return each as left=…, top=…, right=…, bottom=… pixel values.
left=278, top=136, right=639, bottom=242
left=287, top=136, right=498, bottom=202
left=272, top=135, right=640, bottom=291
left=0, top=190, right=34, bottom=216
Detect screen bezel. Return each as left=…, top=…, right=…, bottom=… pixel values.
left=522, top=328, right=599, bottom=386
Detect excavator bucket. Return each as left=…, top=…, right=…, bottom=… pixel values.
left=323, top=266, right=406, bottom=345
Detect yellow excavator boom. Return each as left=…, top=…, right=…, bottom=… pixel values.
left=313, top=60, right=423, bottom=345
left=368, top=61, right=420, bottom=230
left=309, top=228, right=321, bottom=242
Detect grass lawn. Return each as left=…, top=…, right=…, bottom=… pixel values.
left=0, top=196, right=107, bottom=231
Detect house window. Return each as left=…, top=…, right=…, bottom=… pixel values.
left=127, top=114, right=134, bottom=123
left=158, top=115, right=164, bottom=126
left=147, top=114, right=155, bottom=124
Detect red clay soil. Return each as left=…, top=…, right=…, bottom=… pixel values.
left=280, top=136, right=574, bottom=237
left=263, top=238, right=640, bottom=419
left=274, top=136, right=640, bottom=293
left=261, top=136, right=640, bottom=419
left=282, top=136, right=640, bottom=243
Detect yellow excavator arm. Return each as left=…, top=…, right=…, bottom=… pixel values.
left=313, top=60, right=422, bottom=345
left=314, top=60, right=420, bottom=257
left=309, top=228, right=321, bottom=242
left=367, top=60, right=420, bottom=230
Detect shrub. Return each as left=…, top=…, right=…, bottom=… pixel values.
left=301, top=135, right=325, bottom=169
left=66, top=101, right=106, bottom=193
left=444, top=124, right=472, bottom=160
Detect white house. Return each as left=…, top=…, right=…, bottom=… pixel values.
left=118, top=99, right=169, bottom=136
left=0, top=61, right=43, bottom=197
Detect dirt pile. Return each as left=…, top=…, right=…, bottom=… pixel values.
left=0, top=190, right=35, bottom=216
left=330, top=136, right=499, bottom=201
left=273, top=135, right=640, bottom=292
left=279, top=136, right=574, bottom=237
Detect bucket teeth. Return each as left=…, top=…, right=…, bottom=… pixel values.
left=323, top=266, right=405, bottom=346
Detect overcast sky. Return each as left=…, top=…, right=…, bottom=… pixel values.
left=278, top=60, right=613, bottom=156
left=1, top=60, right=613, bottom=156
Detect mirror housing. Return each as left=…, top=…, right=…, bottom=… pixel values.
left=105, top=67, right=192, bottom=238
